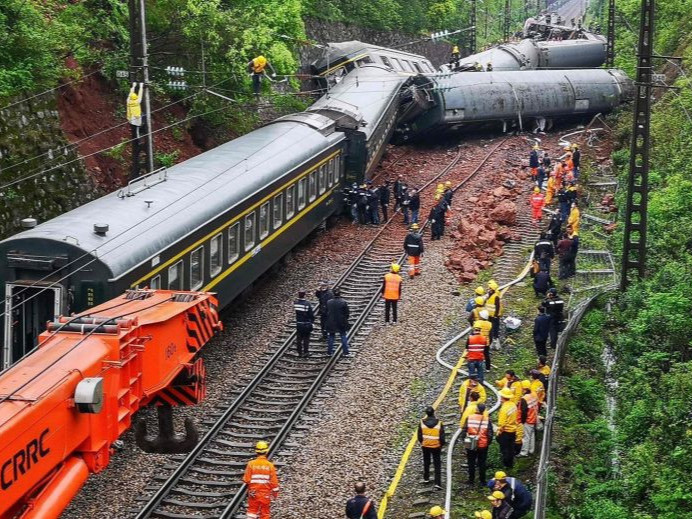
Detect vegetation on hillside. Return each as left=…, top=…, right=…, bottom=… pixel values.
left=549, top=1, right=692, bottom=518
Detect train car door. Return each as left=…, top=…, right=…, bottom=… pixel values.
left=2, top=282, right=62, bottom=369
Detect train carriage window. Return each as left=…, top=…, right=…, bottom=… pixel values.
left=355, top=56, right=373, bottom=66
left=402, top=59, right=414, bottom=72
left=168, top=261, right=183, bottom=290
left=413, top=62, right=423, bottom=73
left=190, top=246, right=204, bottom=290
left=259, top=203, right=270, bottom=239
left=150, top=275, right=161, bottom=290
left=273, top=193, right=283, bottom=229
left=228, top=222, right=240, bottom=263
left=318, top=165, right=326, bottom=194
left=298, top=178, right=306, bottom=210
left=308, top=171, right=317, bottom=202
left=391, top=57, right=403, bottom=71
left=244, top=213, right=256, bottom=251
left=380, top=56, right=393, bottom=68
left=326, top=160, right=334, bottom=186
left=286, top=184, right=296, bottom=218
left=210, top=233, right=222, bottom=277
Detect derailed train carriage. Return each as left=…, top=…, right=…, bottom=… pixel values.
left=0, top=38, right=633, bottom=367
left=0, top=44, right=435, bottom=367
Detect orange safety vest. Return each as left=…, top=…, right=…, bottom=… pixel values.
left=522, top=393, right=538, bottom=425
left=243, top=456, right=279, bottom=496
left=530, top=193, right=544, bottom=209
left=420, top=420, right=442, bottom=448
left=383, top=272, right=402, bottom=300
left=466, top=412, right=490, bottom=449
left=467, top=334, right=487, bottom=361
left=251, top=56, right=268, bottom=74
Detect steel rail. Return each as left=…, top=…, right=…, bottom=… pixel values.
left=134, top=148, right=464, bottom=519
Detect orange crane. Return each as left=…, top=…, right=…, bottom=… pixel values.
left=0, top=289, right=222, bottom=519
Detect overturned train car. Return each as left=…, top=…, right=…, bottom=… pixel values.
left=396, top=68, right=634, bottom=140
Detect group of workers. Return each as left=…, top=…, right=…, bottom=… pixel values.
left=528, top=143, right=582, bottom=280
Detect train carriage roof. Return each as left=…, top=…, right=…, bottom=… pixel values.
left=2, top=119, right=344, bottom=280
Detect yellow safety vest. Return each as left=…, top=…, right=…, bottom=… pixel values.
left=420, top=420, right=442, bottom=448
left=252, top=56, right=268, bottom=74
left=485, top=291, right=502, bottom=317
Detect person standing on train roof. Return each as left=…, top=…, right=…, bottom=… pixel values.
left=325, top=288, right=350, bottom=356
left=315, top=281, right=334, bottom=342
left=243, top=441, right=279, bottom=519
left=293, top=290, right=314, bottom=358
left=404, top=223, right=424, bottom=279
left=451, top=44, right=461, bottom=62
left=409, top=188, right=421, bottom=224
left=382, top=263, right=403, bottom=324
left=379, top=180, right=391, bottom=221
left=247, top=55, right=276, bottom=98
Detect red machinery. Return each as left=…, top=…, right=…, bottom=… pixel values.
left=0, top=289, right=221, bottom=519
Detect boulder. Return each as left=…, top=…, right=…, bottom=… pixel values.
left=489, top=200, right=517, bottom=225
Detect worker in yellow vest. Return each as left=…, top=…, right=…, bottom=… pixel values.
left=495, top=388, right=517, bottom=469
left=381, top=263, right=403, bottom=324
left=451, top=45, right=461, bottom=62
left=418, top=406, right=445, bottom=489
left=459, top=374, right=487, bottom=410
left=126, top=82, right=145, bottom=179
left=247, top=55, right=276, bottom=97
left=485, top=279, right=503, bottom=346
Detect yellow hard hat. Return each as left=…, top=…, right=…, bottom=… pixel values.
left=475, top=286, right=485, bottom=295
left=488, top=491, right=506, bottom=500
left=429, top=506, right=446, bottom=517
left=391, top=263, right=401, bottom=273
left=475, top=296, right=485, bottom=306
left=445, top=181, right=452, bottom=187
left=435, top=194, right=441, bottom=200
left=495, top=471, right=507, bottom=479
left=500, top=388, right=514, bottom=399
left=534, top=187, right=540, bottom=193
left=475, top=512, right=492, bottom=519
left=255, top=440, right=269, bottom=454
left=571, top=143, right=578, bottom=149
left=437, top=183, right=444, bottom=190
left=521, top=380, right=532, bottom=389
left=410, top=223, right=420, bottom=230
left=488, top=280, right=499, bottom=290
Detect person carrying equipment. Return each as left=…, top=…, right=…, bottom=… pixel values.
left=243, top=441, right=279, bottom=519
left=529, top=187, right=545, bottom=223
left=404, top=224, right=424, bottom=279
left=462, top=402, right=493, bottom=486
left=382, top=263, right=403, bottom=324
left=247, top=55, right=276, bottom=97
left=418, top=406, right=445, bottom=489
left=345, top=481, right=377, bottom=519
left=293, top=290, right=314, bottom=358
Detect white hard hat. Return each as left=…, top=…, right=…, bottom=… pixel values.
left=479, top=310, right=489, bottom=319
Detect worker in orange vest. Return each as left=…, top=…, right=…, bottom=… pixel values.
left=518, top=381, right=539, bottom=456
left=462, top=402, right=493, bottom=486
left=529, top=186, right=545, bottom=223
left=381, top=263, right=403, bottom=324
left=418, top=406, right=445, bottom=489
left=247, top=55, right=276, bottom=97
left=243, top=440, right=279, bottom=519
left=466, top=327, right=488, bottom=383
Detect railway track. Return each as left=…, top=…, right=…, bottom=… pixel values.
left=132, top=147, right=473, bottom=519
